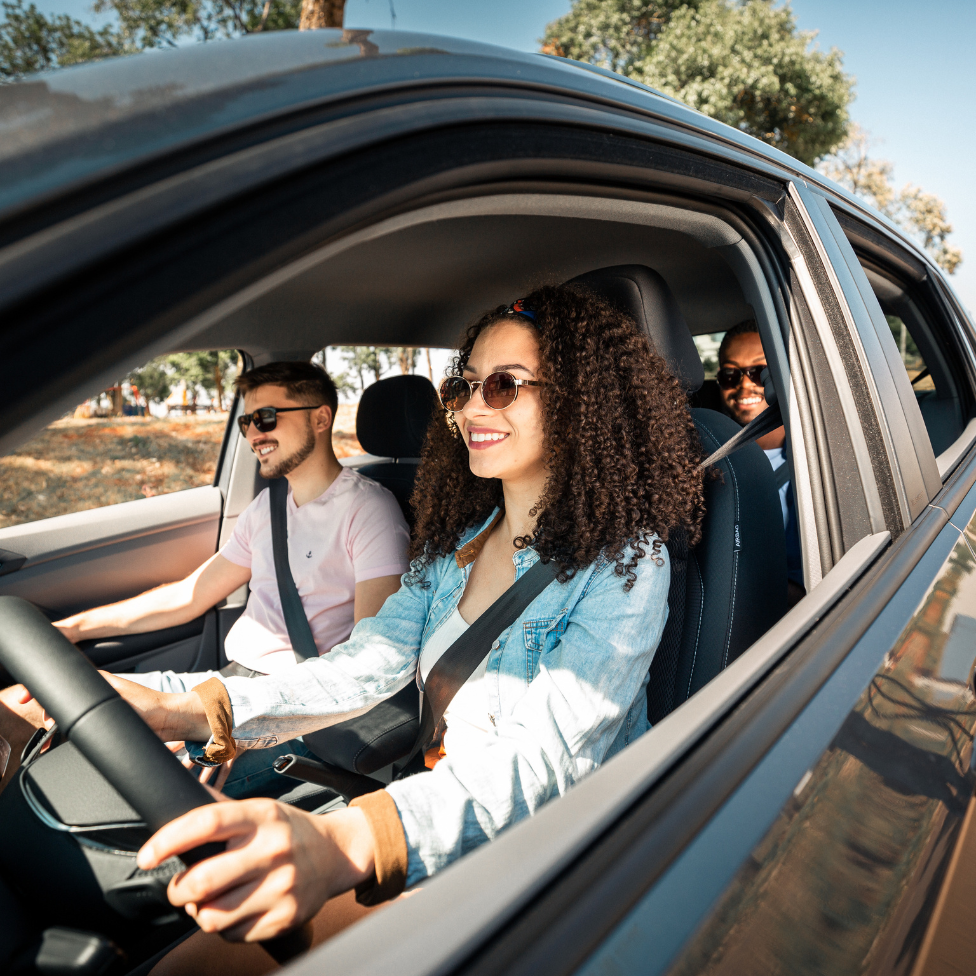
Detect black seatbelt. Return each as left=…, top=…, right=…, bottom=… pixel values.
left=698, top=403, right=782, bottom=470
left=280, top=558, right=559, bottom=795
left=269, top=477, right=319, bottom=662
left=394, top=557, right=559, bottom=775
left=772, top=457, right=791, bottom=492
left=268, top=481, right=559, bottom=792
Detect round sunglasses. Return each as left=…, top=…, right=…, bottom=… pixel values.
left=439, top=371, right=543, bottom=412
left=237, top=404, right=324, bottom=435
left=716, top=365, right=765, bottom=391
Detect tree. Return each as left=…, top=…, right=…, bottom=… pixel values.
left=312, top=349, right=357, bottom=400
left=543, top=0, right=853, bottom=165
left=166, top=350, right=238, bottom=409
left=542, top=0, right=690, bottom=76
left=1, top=0, right=129, bottom=80
left=127, top=360, right=173, bottom=405
left=396, top=347, right=418, bottom=374
left=299, top=0, right=341, bottom=30
left=339, top=346, right=394, bottom=393
left=92, top=0, right=301, bottom=49
left=819, top=125, right=963, bottom=274
left=1, top=0, right=309, bottom=78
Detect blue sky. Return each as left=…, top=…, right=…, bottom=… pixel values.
left=37, top=0, right=976, bottom=310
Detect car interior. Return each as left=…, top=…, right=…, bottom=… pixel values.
left=0, top=189, right=905, bottom=973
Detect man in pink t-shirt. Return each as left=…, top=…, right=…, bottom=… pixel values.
left=0, top=362, right=409, bottom=795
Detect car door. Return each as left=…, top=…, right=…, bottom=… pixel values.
left=0, top=362, right=252, bottom=678
left=299, top=182, right=976, bottom=976
left=543, top=197, right=976, bottom=976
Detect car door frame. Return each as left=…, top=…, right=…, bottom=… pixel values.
left=0, top=74, right=961, bottom=976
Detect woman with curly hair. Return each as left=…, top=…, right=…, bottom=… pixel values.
left=105, top=283, right=705, bottom=969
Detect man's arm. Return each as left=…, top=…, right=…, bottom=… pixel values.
left=353, top=575, right=402, bottom=624
left=54, top=553, right=251, bottom=643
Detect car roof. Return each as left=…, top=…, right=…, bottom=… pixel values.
left=0, top=29, right=816, bottom=216
left=0, top=28, right=937, bottom=286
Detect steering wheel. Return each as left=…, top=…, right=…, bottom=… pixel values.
left=0, top=596, right=317, bottom=964
left=0, top=596, right=217, bottom=852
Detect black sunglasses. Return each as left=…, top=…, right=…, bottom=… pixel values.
left=237, top=405, right=323, bottom=435
left=716, top=365, right=765, bottom=390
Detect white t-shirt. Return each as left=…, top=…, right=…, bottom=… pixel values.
left=418, top=604, right=493, bottom=752
left=220, top=468, right=410, bottom=675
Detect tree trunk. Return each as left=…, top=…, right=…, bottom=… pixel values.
left=425, top=347, right=433, bottom=382
left=299, top=0, right=344, bottom=30
left=214, top=364, right=224, bottom=411
left=398, top=347, right=415, bottom=374
left=112, top=384, right=123, bottom=417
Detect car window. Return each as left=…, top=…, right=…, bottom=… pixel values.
left=318, top=344, right=453, bottom=459
left=0, top=350, right=239, bottom=529
left=859, top=260, right=971, bottom=459
left=885, top=312, right=931, bottom=389
left=832, top=209, right=975, bottom=465
left=692, top=333, right=723, bottom=379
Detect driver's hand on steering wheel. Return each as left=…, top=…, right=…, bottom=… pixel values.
left=137, top=798, right=377, bottom=941
left=9, top=683, right=55, bottom=730
left=14, top=671, right=212, bottom=743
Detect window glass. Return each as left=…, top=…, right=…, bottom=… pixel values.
left=692, top=333, right=725, bottom=379
left=857, top=260, right=969, bottom=458
left=885, top=314, right=933, bottom=390
left=318, top=345, right=454, bottom=459
left=0, top=351, right=239, bottom=528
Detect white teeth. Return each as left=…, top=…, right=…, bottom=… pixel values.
left=470, top=432, right=508, bottom=443
left=258, top=445, right=275, bottom=456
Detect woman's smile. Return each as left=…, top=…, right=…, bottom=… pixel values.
left=467, top=426, right=510, bottom=449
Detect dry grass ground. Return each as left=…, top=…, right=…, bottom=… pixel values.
left=0, top=410, right=364, bottom=529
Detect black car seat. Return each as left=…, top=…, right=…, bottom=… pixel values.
left=354, top=374, right=439, bottom=524
left=569, top=266, right=788, bottom=722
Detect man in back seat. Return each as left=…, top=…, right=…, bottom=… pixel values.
left=0, top=361, right=409, bottom=793
left=717, top=321, right=803, bottom=601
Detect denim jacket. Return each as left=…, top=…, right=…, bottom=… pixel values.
left=220, top=509, right=670, bottom=886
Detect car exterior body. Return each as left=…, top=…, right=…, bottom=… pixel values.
left=1, top=28, right=975, bottom=976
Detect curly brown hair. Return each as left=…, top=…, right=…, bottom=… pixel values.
left=408, top=284, right=705, bottom=589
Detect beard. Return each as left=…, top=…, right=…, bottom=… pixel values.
left=262, top=418, right=316, bottom=479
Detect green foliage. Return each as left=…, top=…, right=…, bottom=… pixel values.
left=164, top=350, right=239, bottom=408
left=0, top=0, right=129, bottom=81
left=0, top=0, right=299, bottom=81
left=127, top=361, right=172, bottom=404
left=542, top=0, right=691, bottom=76
left=543, top=0, right=853, bottom=165
left=93, top=0, right=299, bottom=50
left=339, top=346, right=395, bottom=392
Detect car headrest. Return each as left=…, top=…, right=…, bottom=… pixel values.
left=356, top=374, right=439, bottom=459
left=567, top=265, right=704, bottom=392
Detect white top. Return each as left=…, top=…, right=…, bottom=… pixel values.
left=220, top=468, right=410, bottom=675
left=418, top=605, right=494, bottom=748
left=763, top=446, right=790, bottom=527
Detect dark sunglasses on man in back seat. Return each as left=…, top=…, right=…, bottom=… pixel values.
left=716, top=365, right=765, bottom=390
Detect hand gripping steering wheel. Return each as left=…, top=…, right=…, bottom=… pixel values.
left=0, top=596, right=313, bottom=962
left=0, top=596, right=218, bottom=840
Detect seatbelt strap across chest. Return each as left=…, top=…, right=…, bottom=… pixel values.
left=698, top=403, right=783, bottom=470
left=395, top=557, right=559, bottom=775
left=269, top=477, right=320, bottom=662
